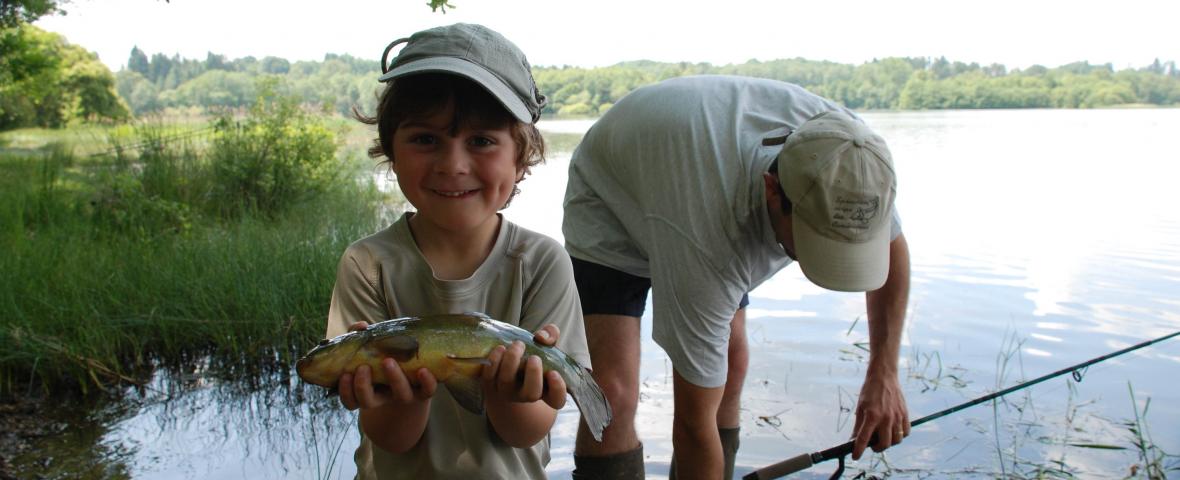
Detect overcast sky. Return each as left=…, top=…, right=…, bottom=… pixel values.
left=36, top=0, right=1180, bottom=72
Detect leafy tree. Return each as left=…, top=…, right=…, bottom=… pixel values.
left=0, top=23, right=127, bottom=129
left=162, top=69, right=256, bottom=110
left=0, top=0, right=66, bottom=27
left=205, top=52, right=229, bottom=71
left=148, top=52, right=173, bottom=85
left=116, top=70, right=161, bottom=114
left=128, top=46, right=149, bottom=75
left=63, top=47, right=131, bottom=121
left=259, top=56, right=289, bottom=74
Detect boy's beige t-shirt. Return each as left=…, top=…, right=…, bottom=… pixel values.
left=326, top=212, right=590, bottom=480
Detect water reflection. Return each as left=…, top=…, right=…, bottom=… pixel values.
left=67, top=366, right=356, bottom=479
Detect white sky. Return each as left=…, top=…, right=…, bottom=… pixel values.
left=36, top=0, right=1180, bottom=72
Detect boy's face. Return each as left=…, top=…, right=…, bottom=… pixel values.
left=391, top=103, right=522, bottom=238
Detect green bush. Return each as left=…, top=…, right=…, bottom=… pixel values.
left=86, top=172, right=193, bottom=237
left=208, top=79, right=339, bottom=218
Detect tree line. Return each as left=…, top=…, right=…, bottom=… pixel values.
left=3, top=23, right=1180, bottom=131
left=112, top=47, right=1180, bottom=118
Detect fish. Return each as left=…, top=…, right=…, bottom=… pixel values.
left=296, top=312, right=612, bottom=441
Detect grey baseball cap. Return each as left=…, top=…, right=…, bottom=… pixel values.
left=378, top=23, right=547, bottom=124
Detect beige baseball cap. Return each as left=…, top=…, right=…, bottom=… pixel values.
left=777, top=111, right=896, bottom=292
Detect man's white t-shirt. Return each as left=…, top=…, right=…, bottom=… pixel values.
left=563, top=75, right=899, bottom=388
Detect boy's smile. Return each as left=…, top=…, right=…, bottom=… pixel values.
left=391, top=103, right=522, bottom=244
left=434, top=189, right=478, bottom=198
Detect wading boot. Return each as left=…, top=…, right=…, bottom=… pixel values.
left=668, top=427, right=740, bottom=479
left=571, top=445, right=645, bottom=480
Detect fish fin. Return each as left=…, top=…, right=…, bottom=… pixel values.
left=445, top=375, right=485, bottom=415
left=567, top=366, right=613, bottom=442
left=370, top=336, right=418, bottom=363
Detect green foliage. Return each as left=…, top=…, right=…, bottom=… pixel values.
left=115, top=69, right=161, bottom=114
left=112, top=44, right=1179, bottom=117
left=86, top=171, right=194, bottom=237
left=0, top=0, right=64, bottom=27
left=0, top=143, right=75, bottom=239
left=0, top=23, right=128, bottom=130
left=0, top=175, right=384, bottom=394
left=0, top=113, right=385, bottom=395
left=207, top=79, right=340, bottom=218
left=163, top=69, right=257, bottom=109
left=427, top=0, right=456, bottom=12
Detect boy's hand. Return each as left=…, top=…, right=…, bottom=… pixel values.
left=533, top=324, right=560, bottom=347
left=337, top=321, right=438, bottom=411
left=481, top=325, right=568, bottom=410
left=530, top=324, right=567, bottom=409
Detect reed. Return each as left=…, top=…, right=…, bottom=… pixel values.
left=0, top=106, right=390, bottom=396
left=1123, top=383, right=1179, bottom=479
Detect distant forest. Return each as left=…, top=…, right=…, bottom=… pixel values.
left=118, top=48, right=1180, bottom=117
left=4, top=24, right=1180, bottom=130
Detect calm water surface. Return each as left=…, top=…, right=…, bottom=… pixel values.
left=44, top=109, right=1180, bottom=479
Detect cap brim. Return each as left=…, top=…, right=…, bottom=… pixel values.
left=792, top=214, right=890, bottom=292
left=378, top=57, right=533, bottom=123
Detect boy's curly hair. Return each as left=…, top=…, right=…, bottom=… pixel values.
left=354, top=73, right=546, bottom=207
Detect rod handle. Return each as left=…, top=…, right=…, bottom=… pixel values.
left=742, top=453, right=814, bottom=480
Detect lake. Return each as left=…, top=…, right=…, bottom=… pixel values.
left=26, top=109, right=1180, bottom=479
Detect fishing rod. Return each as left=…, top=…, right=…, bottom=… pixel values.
left=744, top=329, right=1180, bottom=480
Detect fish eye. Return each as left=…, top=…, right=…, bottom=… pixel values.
left=318, top=339, right=330, bottom=346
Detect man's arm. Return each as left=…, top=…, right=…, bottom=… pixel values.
left=852, top=233, right=911, bottom=460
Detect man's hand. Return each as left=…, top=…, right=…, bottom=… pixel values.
left=854, top=233, right=912, bottom=460
left=851, top=373, right=910, bottom=460
left=336, top=321, right=438, bottom=411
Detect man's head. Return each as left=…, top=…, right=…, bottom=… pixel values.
left=773, top=111, right=896, bottom=292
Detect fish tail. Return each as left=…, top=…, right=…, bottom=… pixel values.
left=567, top=365, right=612, bottom=442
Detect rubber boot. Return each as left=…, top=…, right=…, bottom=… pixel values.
left=720, top=427, right=741, bottom=480
left=668, top=427, right=741, bottom=479
left=571, top=445, right=645, bottom=480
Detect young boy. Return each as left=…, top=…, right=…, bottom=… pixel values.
left=325, top=23, right=590, bottom=479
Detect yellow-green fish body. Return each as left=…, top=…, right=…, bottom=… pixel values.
left=296, top=312, right=612, bottom=441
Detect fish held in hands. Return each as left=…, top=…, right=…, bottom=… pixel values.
left=296, top=312, right=612, bottom=441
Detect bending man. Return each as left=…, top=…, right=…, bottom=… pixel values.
left=564, top=75, right=911, bottom=479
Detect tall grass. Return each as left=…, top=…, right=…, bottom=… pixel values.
left=1124, top=383, right=1180, bottom=479
left=0, top=94, right=392, bottom=396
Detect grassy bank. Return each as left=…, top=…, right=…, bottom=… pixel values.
left=0, top=95, right=395, bottom=396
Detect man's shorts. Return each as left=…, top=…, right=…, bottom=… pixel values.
left=570, top=256, right=749, bottom=317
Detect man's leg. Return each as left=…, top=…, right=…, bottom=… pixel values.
left=717, top=307, right=747, bottom=479
left=573, top=313, right=643, bottom=479
left=671, top=369, right=726, bottom=480
left=671, top=306, right=747, bottom=479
